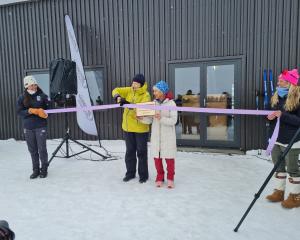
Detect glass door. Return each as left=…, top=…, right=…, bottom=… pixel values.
left=171, top=65, right=203, bottom=146
left=203, top=62, right=240, bottom=147
left=169, top=58, right=241, bottom=148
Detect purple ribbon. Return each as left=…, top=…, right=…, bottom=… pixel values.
left=45, top=104, right=120, bottom=114
left=45, top=103, right=279, bottom=155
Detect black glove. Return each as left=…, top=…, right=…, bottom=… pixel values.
left=114, top=95, right=121, bottom=103
left=119, top=98, right=130, bottom=106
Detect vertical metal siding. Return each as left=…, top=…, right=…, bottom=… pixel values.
left=0, top=0, right=300, bottom=150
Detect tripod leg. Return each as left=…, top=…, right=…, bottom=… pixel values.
left=66, top=137, right=69, bottom=158
left=70, top=138, right=109, bottom=159
left=234, top=127, right=300, bottom=232
left=48, top=137, right=67, bottom=165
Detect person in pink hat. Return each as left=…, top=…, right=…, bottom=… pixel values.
left=266, top=68, right=300, bottom=208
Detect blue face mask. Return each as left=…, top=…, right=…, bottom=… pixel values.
left=277, top=87, right=289, bottom=98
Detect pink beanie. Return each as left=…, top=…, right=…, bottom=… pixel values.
left=279, top=69, right=299, bottom=86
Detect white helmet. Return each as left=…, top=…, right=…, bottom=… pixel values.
left=23, top=75, right=37, bottom=88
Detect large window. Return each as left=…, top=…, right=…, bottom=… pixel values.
left=27, top=68, right=104, bottom=106
left=85, top=69, right=104, bottom=106
left=28, top=72, right=50, bottom=96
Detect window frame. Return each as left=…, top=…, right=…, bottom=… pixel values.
left=25, top=65, right=106, bottom=104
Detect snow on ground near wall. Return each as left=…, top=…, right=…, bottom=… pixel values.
left=0, top=139, right=299, bottom=240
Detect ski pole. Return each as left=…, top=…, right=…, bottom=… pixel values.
left=269, top=70, right=274, bottom=96
left=234, top=126, right=300, bottom=232
left=263, top=69, right=268, bottom=109
left=255, top=90, right=262, bottom=155
left=255, top=90, right=259, bottom=110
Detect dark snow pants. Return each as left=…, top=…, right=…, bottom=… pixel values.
left=24, top=127, right=48, bottom=172
left=124, top=132, right=149, bottom=180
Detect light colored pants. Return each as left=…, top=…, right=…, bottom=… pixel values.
left=271, top=144, right=300, bottom=177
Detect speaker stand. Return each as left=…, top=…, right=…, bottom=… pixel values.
left=48, top=113, right=113, bottom=166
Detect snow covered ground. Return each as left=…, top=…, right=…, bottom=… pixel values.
left=0, top=139, right=299, bottom=240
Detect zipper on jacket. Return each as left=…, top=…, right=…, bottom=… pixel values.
left=158, top=101, right=161, bottom=154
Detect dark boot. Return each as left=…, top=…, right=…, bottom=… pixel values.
left=30, top=170, right=40, bottom=179
left=139, top=178, right=148, bottom=183
left=40, top=166, right=48, bottom=178
left=123, top=175, right=135, bottom=182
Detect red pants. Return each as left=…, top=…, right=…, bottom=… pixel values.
left=154, top=158, right=175, bottom=181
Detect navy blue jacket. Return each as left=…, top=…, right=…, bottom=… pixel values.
left=269, top=96, right=300, bottom=144
left=17, top=89, right=50, bottom=130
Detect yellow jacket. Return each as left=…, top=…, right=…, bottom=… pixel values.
left=112, top=83, right=151, bottom=133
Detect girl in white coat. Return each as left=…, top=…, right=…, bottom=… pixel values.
left=140, top=80, right=178, bottom=188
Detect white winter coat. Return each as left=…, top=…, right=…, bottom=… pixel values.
left=141, top=98, right=178, bottom=159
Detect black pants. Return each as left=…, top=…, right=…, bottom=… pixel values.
left=24, top=127, right=48, bottom=172
left=124, top=132, right=149, bottom=180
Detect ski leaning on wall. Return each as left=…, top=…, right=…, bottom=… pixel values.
left=263, top=69, right=269, bottom=109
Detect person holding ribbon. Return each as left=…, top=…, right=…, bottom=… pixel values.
left=112, top=74, right=151, bottom=183
left=17, top=75, right=50, bottom=179
left=139, top=80, right=178, bottom=188
left=266, top=68, right=300, bottom=208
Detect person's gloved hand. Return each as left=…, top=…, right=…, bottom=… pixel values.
left=114, top=95, right=121, bottom=103
left=28, top=108, right=48, bottom=119
left=119, top=98, right=130, bottom=106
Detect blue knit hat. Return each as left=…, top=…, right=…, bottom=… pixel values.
left=154, top=80, right=169, bottom=94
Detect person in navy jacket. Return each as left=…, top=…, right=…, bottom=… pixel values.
left=266, top=69, right=300, bottom=208
left=17, top=76, right=50, bottom=179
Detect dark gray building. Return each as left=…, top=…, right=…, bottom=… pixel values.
left=0, top=0, right=300, bottom=150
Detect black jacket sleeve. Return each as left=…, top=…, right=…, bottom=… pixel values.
left=281, top=107, right=300, bottom=127
left=16, top=95, right=30, bottom=118
left=42, top=93, right=50, bottom=110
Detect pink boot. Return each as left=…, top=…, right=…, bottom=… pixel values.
left=156, top=181, right=163, bottom=188
left=167, top=180, right=174, bottom=189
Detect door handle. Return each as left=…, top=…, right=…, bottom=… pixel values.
left=203, top=98, right=206, bottom=107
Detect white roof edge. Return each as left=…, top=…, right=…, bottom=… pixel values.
left=0, top=0, right=32, bottom=6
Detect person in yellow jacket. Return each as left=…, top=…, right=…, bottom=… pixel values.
left=112, top=74, right=151, bottom=183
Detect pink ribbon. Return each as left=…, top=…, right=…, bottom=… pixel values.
left=45, top=103, right=279, bottom=155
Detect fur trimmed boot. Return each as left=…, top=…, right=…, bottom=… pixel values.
left=281, top=177, right=300, bottom=209
left=266, top=172, right=286, bottom=202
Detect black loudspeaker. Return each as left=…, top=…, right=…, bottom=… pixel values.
left=50, top=58, right=77, bottom=98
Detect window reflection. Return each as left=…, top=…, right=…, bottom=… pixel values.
left=86, top=70, right=104, bottom=106
left=174, top=67, right=201, bottom=140
left=28, top=68, right=104, bottom=108
left=206, top=65, right=234, bottom=141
